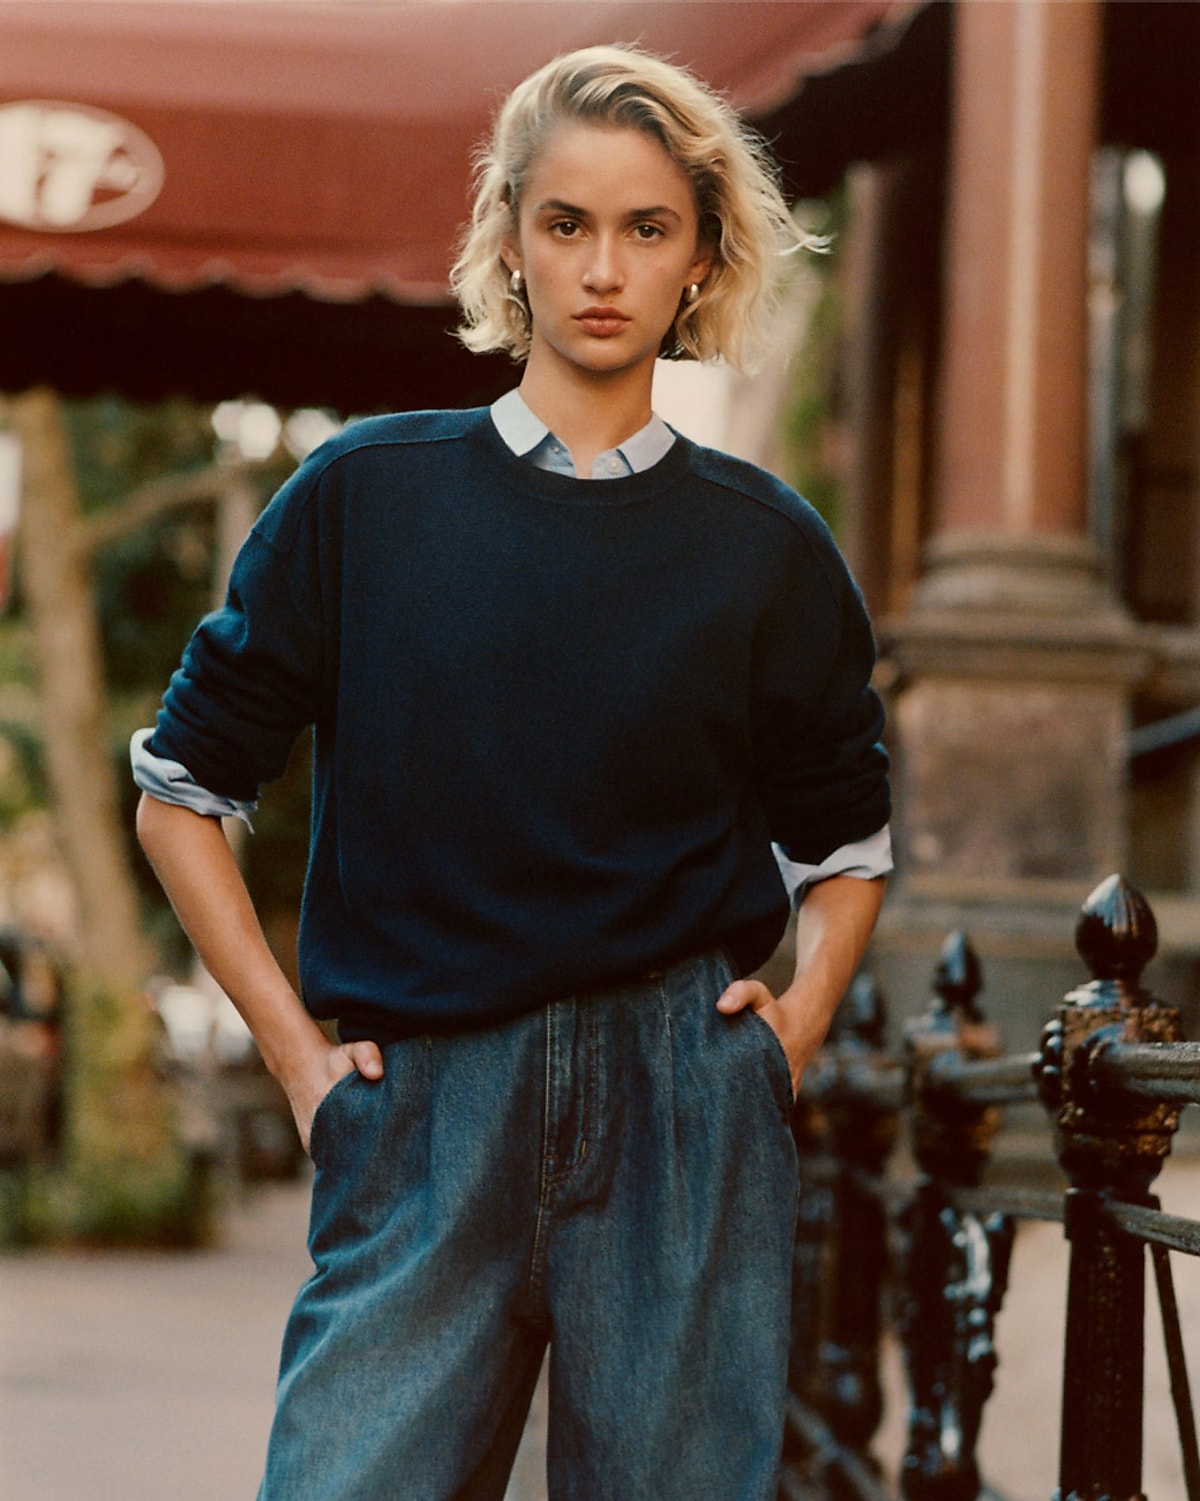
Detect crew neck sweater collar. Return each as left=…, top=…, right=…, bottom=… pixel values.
left=475, top=406, right=691, bottom=506
left=489, top=388, right=676, bottom=477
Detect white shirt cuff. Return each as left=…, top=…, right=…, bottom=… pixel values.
left=773, top=824, right=892, bottom=907
left=130, top=728, right=257, bottom=830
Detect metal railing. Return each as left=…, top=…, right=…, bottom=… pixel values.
left=781, top=873, right=1200, bottom=1501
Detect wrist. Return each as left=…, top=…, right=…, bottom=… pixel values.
left=772, top=979, right=838, bottom=1056
left=256, top=1006, right=333, bottom=1091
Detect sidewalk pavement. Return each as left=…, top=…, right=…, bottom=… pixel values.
left=3, top=1158, right=1200, bottom=1501
left=0, top=1171, right=547, bottom=1501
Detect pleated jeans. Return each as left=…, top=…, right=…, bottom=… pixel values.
left=257, top=949, right=799, bottom=1501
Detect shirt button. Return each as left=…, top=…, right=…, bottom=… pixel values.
left=605, top=454, right=622, bottom=475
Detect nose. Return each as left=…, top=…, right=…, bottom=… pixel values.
left=582, top=233, right=623, bottom=294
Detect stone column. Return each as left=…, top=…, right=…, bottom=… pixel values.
left=879, top=0, right=1153, bottom=1042
left=922, top=0, right=1099, bottom=592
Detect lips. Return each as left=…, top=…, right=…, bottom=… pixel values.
left=575, top=307, right=630, bottom=337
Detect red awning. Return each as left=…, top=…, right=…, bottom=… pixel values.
left=0, top=0, right=919, bottom=306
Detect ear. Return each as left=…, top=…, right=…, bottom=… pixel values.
left=687, top=244, right=715, bottom=294
left=500, top=236, right=522, bottom=277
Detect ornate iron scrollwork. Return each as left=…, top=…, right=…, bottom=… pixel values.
left=896, top=1192, right=1014, bottom=1501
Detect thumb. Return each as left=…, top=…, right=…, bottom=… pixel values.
left=345, top=1039, right=385, bottom=1079
left=716, top=978, right=773, bottom=1014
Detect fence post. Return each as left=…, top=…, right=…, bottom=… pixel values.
left=785, top=972, right=900, bottom=1493
left=897, top=931, right=1015, bottom=1501
left=1034, top=874, right=1183, bottom=1501
left=787, top=1017, right=838, bottom=1440
left=818, top=973, right=899, bottom=1452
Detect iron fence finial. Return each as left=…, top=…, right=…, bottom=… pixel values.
left=1075, top=873, right=1158, bottom=989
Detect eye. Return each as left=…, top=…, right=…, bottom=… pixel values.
left=550, top=218, right=581, bottom=239
left=633, top=222, right=665, bottom=241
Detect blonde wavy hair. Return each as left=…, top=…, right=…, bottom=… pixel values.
left=451, top=44, right=812, bottom=373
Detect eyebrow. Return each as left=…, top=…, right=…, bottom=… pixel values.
left=626, top=205, right=684, bottom=224
left=534, top=198, right=684, bottom=224
left=534, top=198, right=588, bottom=218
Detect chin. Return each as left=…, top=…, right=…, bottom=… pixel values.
left=575, top=341, right=658, bottom=374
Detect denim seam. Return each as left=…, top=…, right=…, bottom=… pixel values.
left=660, top=979, right=684, bottom=1164
left=542, top=1000, right=596, bottom=1192
left=526, top=1006, right=554, bottom=1320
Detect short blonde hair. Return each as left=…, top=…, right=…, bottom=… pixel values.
left=451, top=45, right=811, bottom=373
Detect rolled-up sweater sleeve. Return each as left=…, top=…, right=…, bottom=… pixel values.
left=146, top=480, right=328, bottom=802
left=753, top=522, right=891, bottom=866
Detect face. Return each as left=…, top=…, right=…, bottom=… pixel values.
left=501, top=122, right=713, bottom=386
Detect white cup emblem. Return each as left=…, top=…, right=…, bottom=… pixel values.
left=0, top=101, right=164, bottom=232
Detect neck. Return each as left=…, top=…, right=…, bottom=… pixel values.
left=518, top=352, right=655, bottom=477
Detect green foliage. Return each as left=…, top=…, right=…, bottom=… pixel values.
left=0, top=969, right=214, bottom=1247
left=51, top=396, right=310, bottom=957
left=243, top=728, right=314, bottom=919
left=66, top=397, right=216, bottom=517
left=0, top=1172, right=25, bottom=1247
left=98, top=508, right=219, bottom=695
left=67, top=397, right=218, bottom=694
left=0, top=619, right=48, bottom=825
left=782, top=191, right=848, bottom=538
left=0, top=614, right=38, bottom=691
left=3, top=1153, right=210, bottom=1249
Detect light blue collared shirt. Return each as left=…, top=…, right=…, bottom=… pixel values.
left=489, top=386, right=675, bottom=479
left=131, top=389, right=891, bottom=901
left=130, top=726, right=257, bottom=828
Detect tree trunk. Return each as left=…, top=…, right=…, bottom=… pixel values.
left=12, top=387, right=148, bottom=991
left=7, top=389, right=197, bottom=1242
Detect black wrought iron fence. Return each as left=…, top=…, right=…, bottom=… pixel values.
left=782, top=873, right=1200, bottom=1501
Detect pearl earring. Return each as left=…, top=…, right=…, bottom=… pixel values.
left=686, top=282, right=700, bottom=304
left=510, top=269, right=523, bottom=294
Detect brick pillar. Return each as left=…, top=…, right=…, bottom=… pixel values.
left=879, top=0, right=1152, bottom=1041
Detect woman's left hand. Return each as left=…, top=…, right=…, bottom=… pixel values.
left=716, top=978, right=832, bottom=1095
left=714, top=873, right=889, bottom=1096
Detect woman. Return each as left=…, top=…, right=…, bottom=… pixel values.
left=134, top=44, right=890, bottom=1501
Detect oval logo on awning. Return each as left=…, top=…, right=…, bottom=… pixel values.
left=0, top=101, right=164, bottom=232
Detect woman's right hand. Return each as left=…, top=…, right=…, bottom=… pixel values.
left=285, top=1039, right=385, bottom=1155
left=136, top=797, right=388, bottom=1157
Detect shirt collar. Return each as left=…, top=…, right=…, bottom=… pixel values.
left=490, top=387, right=675, bottom=475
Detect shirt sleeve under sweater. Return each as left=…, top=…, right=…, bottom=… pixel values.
left=146, top=409, right=890, bottom=1037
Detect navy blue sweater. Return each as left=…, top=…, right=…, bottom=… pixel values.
left=150, top=409, right=889, bottom=1039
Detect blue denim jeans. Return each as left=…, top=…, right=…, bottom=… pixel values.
left=257, top=950, right=798, bottom=1501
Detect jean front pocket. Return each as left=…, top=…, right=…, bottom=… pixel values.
left=307, top=1068, right=363, bottom=1168
left=743, top=1008, right=797, bottom=1117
